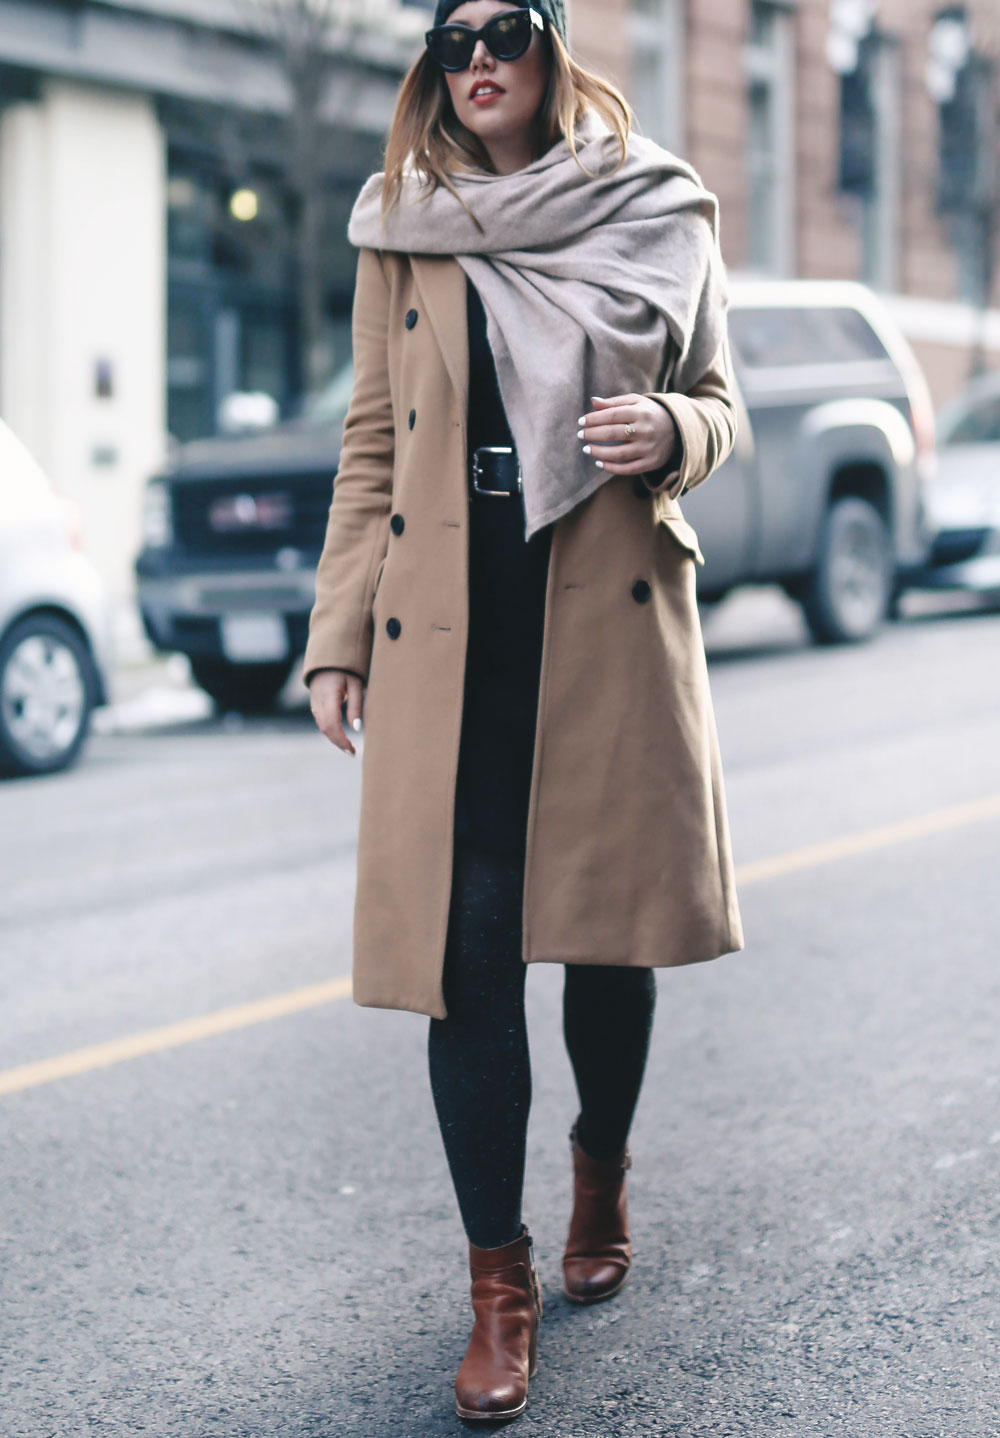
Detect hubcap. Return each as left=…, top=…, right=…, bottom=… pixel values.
left=830, top=518, right=886, bottom=633
left=1, top=633, right=86, bottom=762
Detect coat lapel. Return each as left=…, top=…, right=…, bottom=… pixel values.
left=410, top=255, right=469, bottom=417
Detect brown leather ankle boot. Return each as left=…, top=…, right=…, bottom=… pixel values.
left=454, top=1224, right=542, bottom=1423
left=562, top=1120, right=632, bottom=1304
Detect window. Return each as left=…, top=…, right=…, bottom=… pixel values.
left=166, top=158, right=301, bottom=443
left=835, top=24, right=903, bottom=292
left=744, top=1, right=795, bottom=276
left=728, top=306, right=890, bottom=370
left=937, top=49, right=997, bottom=306
left=861, top=34, right=902, bottom=292
left=954, top=211, right=994, bottom=304
left=630, top=0, right=685, bottom=151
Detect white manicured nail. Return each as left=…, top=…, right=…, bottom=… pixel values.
left=577, top=429, right=585, bottom=439
left=577, top=416, right=587, bottom=426
left=595, top=460, right=604, bottom=469
left=352, top=718, right=362, bottom=731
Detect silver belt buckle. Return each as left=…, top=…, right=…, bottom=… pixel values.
left=472, top=446, right=522, bottom=498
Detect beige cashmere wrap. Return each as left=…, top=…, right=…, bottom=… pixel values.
left=347, top=108, right=729, bottom=538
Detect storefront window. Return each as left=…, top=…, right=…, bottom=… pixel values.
left=166, top=157, right=300, bottom=444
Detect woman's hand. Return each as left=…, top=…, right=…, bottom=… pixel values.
left=577, top=394, right=680, bottom=477
left=309, top=669, right=365, bottom=756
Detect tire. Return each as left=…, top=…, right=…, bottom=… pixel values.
left=800, top=496, right=893, bottom=645
left=189, top=656, right=293, bottom=714
left=0, top=614, right=96, bottom=777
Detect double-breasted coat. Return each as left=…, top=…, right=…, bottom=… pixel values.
left=303, top=247, right=745, bottom=1020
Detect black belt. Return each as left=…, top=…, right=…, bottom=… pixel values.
left=470, top=446, right=522, bottom=498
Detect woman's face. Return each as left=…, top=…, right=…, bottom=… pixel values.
left=440, top=2, right=550, bottom=165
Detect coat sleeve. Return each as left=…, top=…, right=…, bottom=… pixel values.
left=302, top=248, right=394, bottom=687
left=640, top=330, right=739, bottom=500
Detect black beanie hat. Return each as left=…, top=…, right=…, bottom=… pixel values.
left=432, top=1, right=568, bottom=47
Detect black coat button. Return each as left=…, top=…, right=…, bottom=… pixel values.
left=408, top=409, right=416, bottom=430
left=386, top=617, right=402, bottom=639
left=404, top=309, right=418, bottom=330
left=632, top=579, right=652, bottom=604
left=390, top=513, right=405, bottom=536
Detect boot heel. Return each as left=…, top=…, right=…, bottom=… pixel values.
left=528, top=1327, right=539, bottom=1379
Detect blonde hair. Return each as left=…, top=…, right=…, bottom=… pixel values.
left=381, top=24, right=634, bottom=226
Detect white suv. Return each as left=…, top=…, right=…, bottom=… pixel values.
left=0, top=421, right=112, bottom=776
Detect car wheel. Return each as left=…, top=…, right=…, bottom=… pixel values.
left=189, top=656, right=293, bottom=714
left=800, top=496, right=893, bottom=644
left=0, top=614, right=95, bottom=777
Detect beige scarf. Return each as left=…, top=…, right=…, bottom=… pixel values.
left=348, top=108, right=729, bottom=538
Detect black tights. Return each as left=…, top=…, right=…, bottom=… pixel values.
left=427, top=842, right=657, bottom=1249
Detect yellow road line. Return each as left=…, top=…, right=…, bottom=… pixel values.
left=0, top=977, right=351, bottom=1098
left=2, top=792, right=999, bottom=1100
left=735, top=792, right=1000, bottom=885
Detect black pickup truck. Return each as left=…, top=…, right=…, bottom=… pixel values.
left=136, top=278, right=935, bottom=712
left=137, top=415, right=342, bottom=711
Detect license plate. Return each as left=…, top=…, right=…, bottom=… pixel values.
left=219, top=612, right=288, bottom=662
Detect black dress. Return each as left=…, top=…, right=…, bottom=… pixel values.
left=452, top=278, right=553, bottom=864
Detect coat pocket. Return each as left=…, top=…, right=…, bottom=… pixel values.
left=653, top=493, right=706, bottom=567
left=372, top=555, right=387, bottom=600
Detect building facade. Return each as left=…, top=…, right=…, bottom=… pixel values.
left=1, top=0, right=998, bottom=618
left=573, top=0, right=1000, bottom=403
left=0, top=0, right=423, bottom=604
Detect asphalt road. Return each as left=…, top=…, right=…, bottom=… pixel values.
left=2, top=590, right=999, bottom=1438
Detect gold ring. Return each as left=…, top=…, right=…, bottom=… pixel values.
left=624, top=423, right=636, bottom=438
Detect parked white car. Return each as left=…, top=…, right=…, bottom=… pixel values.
left=0, top=421, right=112, bottom=776
left=919, top=370, right=1000, bottom=593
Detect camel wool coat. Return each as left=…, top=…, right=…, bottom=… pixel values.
left=303, top=248, right=745, bottom=1020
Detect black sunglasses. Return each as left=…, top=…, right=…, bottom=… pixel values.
left=425, top=7, right=545, bottom=73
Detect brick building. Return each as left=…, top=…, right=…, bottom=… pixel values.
left=571, top=0, right=1000, bottom=405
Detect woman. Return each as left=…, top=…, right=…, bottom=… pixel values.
left=306, top=0, right=744, bottom=1422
